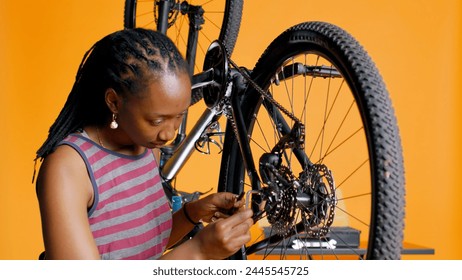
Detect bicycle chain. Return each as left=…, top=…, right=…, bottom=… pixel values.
left=227, top=57, right=304, bottom=126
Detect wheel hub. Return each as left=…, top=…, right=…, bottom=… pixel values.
left=260, top=155, right=337, bottom=237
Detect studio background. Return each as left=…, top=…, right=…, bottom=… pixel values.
left=1, top=0, right=461, bottom=259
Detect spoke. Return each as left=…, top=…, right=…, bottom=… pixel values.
left=139, top=21, right=157, bottom=29
left=172, top=18, right=188, bottom=48
left=262, top=89, right=283, bottom=150
left=136, top=10, right=156, bottom=18
left=290, top=59, right=296, bottom=117
left=326, top=230, right=365, bottom=259
left=321, top=98, right=355, bottom=160
left=199, top=28, right=213, bottom=46
left=316, top=126, right=364, bottom=163
left=335, top=205, right=369, bottom=227
left=201, top=0, right=216, bottom=7
left=309, top=81, right=347, bottom=163
left=319, top=65, right=332, bottom=161
left=203, top=14, right=223, bottom=31
left=281, top=149, right=292, bottom=171
left=249, top=137, right=268, bottom=155
left=284, top=62, right=297, bottom=169
left=281, top=66, right=295, bottom=121
left=249, top=104, right=283, bottom=155
left=261, top=233, right=285, bottom=259
left=292, top=211, right=309, bottom=260
left=248, top=228, right=278, bottom=259
left=252, top=118, right=272, bottom=152
left=300, top=55, right=312, bottom=128
left=268, top=85, right=282, bottom=145
left=336, top=192, right=371, bottom=201
left=335, top=158, right=369, bottom=190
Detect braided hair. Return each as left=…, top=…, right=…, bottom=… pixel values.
left=35, top=28, right=189, bottom=163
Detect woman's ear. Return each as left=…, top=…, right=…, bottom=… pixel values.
left=105, top=88, right=120, bottom=113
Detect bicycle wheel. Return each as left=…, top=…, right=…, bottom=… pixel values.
left=218, top=21, right=405, bottom=260
left=124, top=0, right=242, bottom=74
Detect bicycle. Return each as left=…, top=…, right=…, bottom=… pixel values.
left=124, top=0, right=406, bottom=260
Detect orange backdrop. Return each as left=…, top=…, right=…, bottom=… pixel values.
left=1, top=0, right=461, bottom=259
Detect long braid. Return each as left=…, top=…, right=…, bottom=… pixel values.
left=35, top=45, right=96, bottom=161
left=33, top=29, right=189, bottom=181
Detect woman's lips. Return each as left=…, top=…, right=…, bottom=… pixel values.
left=151, top=141, right=167, bottom=148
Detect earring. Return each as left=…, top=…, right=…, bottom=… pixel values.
left=110, top=113, right=118, bottom=129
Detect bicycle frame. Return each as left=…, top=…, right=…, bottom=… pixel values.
left=160, top=102, right=219, bottom=181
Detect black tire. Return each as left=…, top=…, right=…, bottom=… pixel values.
left=218, top=21, right=405, bottom=260
left=124, top=0, right=242, bottom=72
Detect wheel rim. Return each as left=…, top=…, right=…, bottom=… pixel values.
left=243, top=52, right=374, bottom=260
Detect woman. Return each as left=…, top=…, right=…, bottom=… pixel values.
left=34, top=28, right=253, bottom=260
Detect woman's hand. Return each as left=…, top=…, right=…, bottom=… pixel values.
left=191, top=207, right=253, bottom=259
left=161, top=192, right=254, bottom=260
left=186, top=192, right=246, bottom=224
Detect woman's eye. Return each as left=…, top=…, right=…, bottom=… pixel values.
left=151, top=119, right=163, bottom=126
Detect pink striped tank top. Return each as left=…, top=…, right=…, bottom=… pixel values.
left=59, top=132, right=172, bottom=259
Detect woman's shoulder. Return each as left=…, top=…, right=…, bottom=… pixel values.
left=45, top=143, right=84, bottom=166
left=37, top=145, right=88, bottom=190
left=36, top=143, right=94, bottom=207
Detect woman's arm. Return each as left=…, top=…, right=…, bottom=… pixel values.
left=36, top=145, right=101, bottom=259
left=166, top=202, right=196, bottom=248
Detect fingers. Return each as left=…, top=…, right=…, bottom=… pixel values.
left=216, top=209, right=253, bottom=248
left=210, top=211, right=229, bottom=222
left=209, top=207, right=253, bottom=225
left=231, top=210, right=254, bottom=238
left=198, top=192, right=248, bottom=223
left=196, top=208, right=253, bottom=259
left=217, top=208, right=253, bottom=227
left=233, top=192, right=246, bottom=208
left=214, top=192, right=246, bottom=207
left=216, top=192, right=237, bottom=204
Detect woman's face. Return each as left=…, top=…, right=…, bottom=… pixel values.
left=116, top=71, right=191, bottom=149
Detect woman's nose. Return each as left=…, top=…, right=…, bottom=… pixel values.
left=158, top=123, right=176, bottom=142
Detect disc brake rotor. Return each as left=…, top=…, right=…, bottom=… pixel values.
left=299, top=164, right=337, bottom=238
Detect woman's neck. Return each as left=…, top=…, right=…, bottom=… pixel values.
left=86, top=125, right=145, bottom=156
